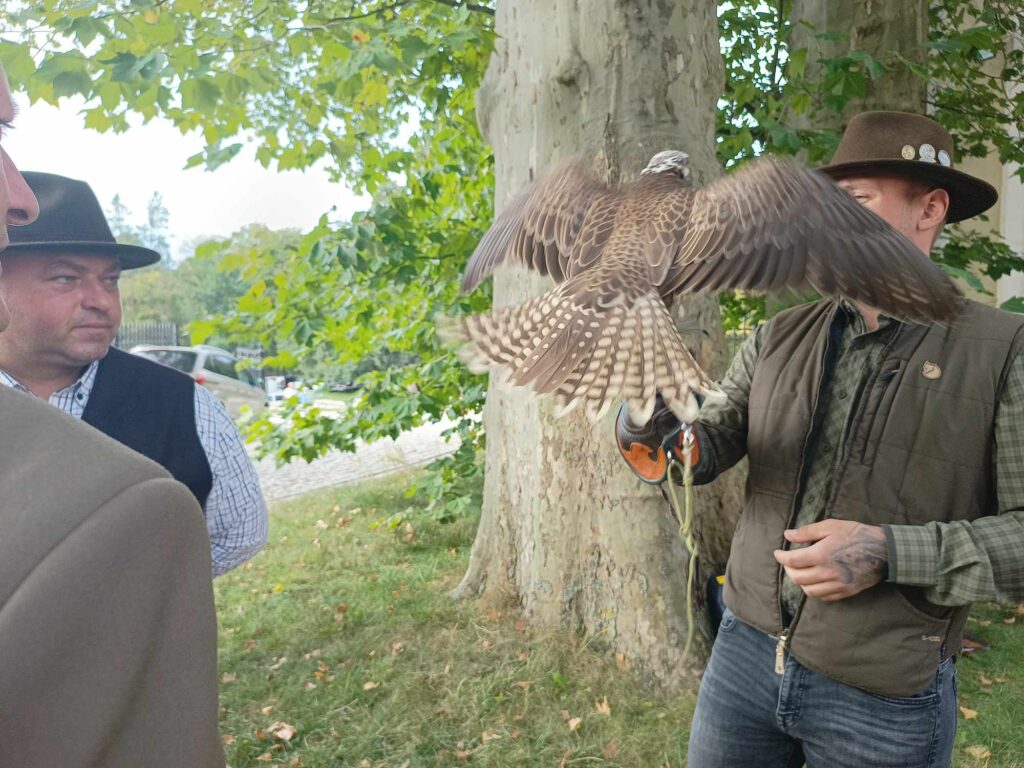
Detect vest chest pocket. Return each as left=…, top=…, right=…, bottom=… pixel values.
left=858, top=360, right=907, bottom=466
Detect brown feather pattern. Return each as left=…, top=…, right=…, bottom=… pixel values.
left=443, top=154, right=963, bottom=422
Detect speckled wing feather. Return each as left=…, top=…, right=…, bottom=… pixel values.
left=662, top=156, right=962, bottom=324
left=446, top=171, right=722, bottom=424
left=460, top=162, right=619, bottom=292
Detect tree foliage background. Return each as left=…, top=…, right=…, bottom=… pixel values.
left=1, top=0, right=1022, bottom=514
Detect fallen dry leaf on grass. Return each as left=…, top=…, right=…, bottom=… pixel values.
left=595, top=696, right=611, bottom=716
left=363, top=681, right=379, bottom=690
left=567, top=717, right=582, bottom=732
left=960, top=706, right=979, bottom=720
left=615, top=652, right=630, bottom=671
left=966, top=745, right=991, bottom=761
left=481, top=729, right=500, bottom=743
left=222, top=734, right=236, bottom=746
left=255, top=753, right=273, bottom=763
left=1003, top=616, right=1016, bottom=625
left=270, top=722, right=297, bottom=741
left=221, top=672, right=237, bottom=684
left=261, top=705, right=273, bottom=715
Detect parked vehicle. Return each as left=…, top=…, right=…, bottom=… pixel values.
left=129, top=344, right=266, bottom=419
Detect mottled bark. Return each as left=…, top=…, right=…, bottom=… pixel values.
left=790, top=0, right=928, bottom=120
left=454, top=0, right=740, bottom=690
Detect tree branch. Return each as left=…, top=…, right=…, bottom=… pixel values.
left=429, top=0, right=495, bottom=15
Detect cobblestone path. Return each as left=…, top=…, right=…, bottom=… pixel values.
left=255, top=418, right=460, bottom=502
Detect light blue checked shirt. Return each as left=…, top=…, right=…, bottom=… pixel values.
left=0, top=361, right=269, bottom=577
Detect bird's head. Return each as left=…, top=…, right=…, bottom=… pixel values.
left=640, top=150, right=690, bottom=180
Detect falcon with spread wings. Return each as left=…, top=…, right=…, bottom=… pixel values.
left=441, top=151, right=962, bottom=424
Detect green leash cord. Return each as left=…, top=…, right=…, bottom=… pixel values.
left=664, top=435, right=699, bottom=662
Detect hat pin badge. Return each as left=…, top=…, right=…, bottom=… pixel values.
left=919, top=143, right=937, bottom=163
left=901, top=144, right=916, bottom=160
left=922, top=361, right=942, bottom=380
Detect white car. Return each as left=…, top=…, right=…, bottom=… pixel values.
left=130, top=344, right=267, bottom=419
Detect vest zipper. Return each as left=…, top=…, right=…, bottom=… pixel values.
left=774, top=318, right=906, bottom=676
left=774, top=307, right=843, bottom=673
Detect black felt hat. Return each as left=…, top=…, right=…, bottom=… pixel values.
left=819, top=111, right=998, bottom=223
left=4, top=172, right=161, bottom=269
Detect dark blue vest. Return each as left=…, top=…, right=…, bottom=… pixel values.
left=82, top=347, right=213, bottom=507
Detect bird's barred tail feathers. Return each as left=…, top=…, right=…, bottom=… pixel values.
left=438, top=284, right=725, bottom=424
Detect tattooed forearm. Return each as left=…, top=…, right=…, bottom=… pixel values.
left=831, top=525, right=887, bottom=587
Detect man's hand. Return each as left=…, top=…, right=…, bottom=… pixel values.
left=773, top=520, right=887, bottom=602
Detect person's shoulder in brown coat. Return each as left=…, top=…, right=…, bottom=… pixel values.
left=0, top=385, right=225, bottom=768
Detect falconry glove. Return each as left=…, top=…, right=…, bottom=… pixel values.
left=615, top=396, right=699, bottom=484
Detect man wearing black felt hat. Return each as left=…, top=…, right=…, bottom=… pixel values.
left=0, top=172, right=268, bottom=579
left=615, top=112, right=1024, bottom=768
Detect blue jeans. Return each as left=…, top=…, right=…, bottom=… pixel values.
left=687, top=609, right=957, bottom=768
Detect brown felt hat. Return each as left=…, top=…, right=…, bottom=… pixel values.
left=819, top=111, right=998, bottom=223
left=3, top=172, right=161, bottom=269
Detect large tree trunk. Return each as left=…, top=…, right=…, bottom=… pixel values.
left=453, top=0, right=741, bottom=690
left=790, top=0, right=928, bottom=119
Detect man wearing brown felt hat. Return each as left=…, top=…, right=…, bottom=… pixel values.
left=617, top=111, right=1023, bottom=768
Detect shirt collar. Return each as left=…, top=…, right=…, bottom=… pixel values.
left=0, top=360, right=100, bottom=400
left=838, top=300, right=897, bottom=336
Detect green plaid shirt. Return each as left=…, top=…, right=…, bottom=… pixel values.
left=695, top=303, right=1024, bottom=611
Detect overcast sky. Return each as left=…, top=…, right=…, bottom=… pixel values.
left=6, top=94, right=368, bottom=259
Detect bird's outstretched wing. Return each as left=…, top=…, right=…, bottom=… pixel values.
left=461, top=161, right=619, bottom=292
left=661, top=156, right=962, bottom=324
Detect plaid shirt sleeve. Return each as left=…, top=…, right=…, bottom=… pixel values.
left=691, top=324, right=763, bottom=484
left=886, top=344, right=1024, bottom=606
left=193, top=385, right=269, bottom=577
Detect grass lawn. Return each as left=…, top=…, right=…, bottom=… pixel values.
left=215, top=474, right=1024, bottom=767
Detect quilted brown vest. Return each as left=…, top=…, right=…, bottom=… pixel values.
left=724, top=299, right=1024, bottom=697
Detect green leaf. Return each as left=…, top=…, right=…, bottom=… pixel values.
left=1000, top=297, right=1024, bottom=314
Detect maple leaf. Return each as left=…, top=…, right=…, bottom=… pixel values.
left=261, top=705, right=273, bottom=716
left=595, top=696, right=612, bottom=716
left=363, top=681, right=380, bottom=690
left=960, top=706, right=979, bottom=720
left=568, top=717, right=582, bottom=732
left=222, top=734, right=237, bottom=746
left=255, top=753, right=273, bottom=762
left=221, top=672, right=238, bottom=684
